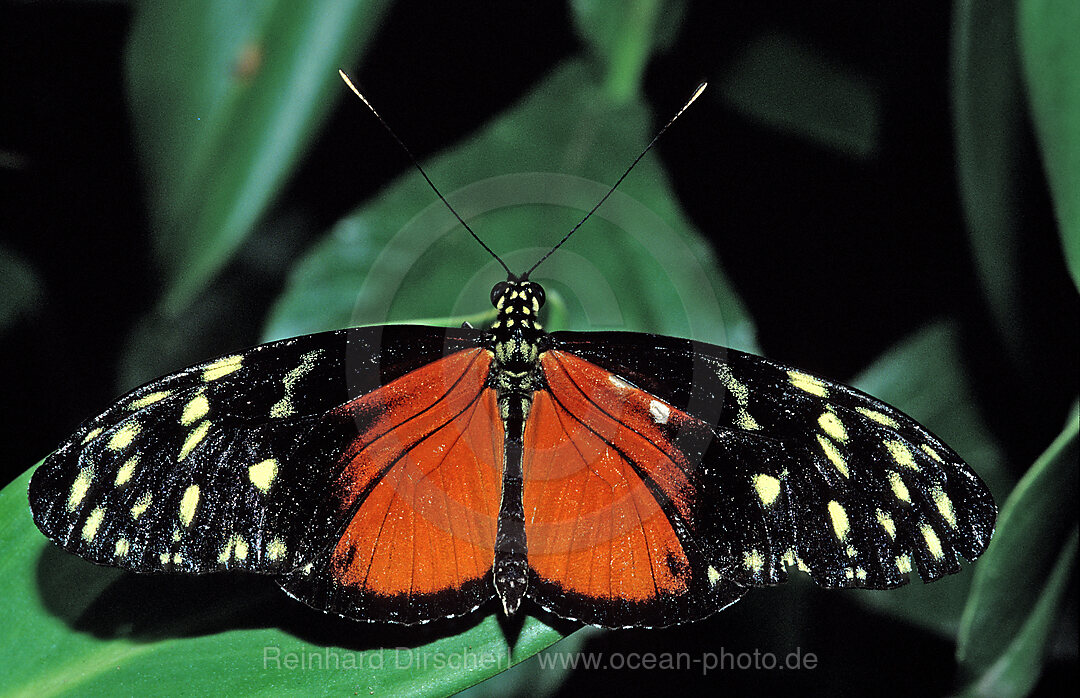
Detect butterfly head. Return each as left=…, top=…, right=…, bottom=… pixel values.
left=489, top=277, right=545, bottom=336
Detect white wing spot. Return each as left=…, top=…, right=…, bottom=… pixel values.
left=707, top=565, right=721, bottom=585
left=114, top=538, right=130, bottom=558
left=921, top=443, right=945, bottom=462
left=179, top=485, right=200, bottom=526
left=267, top=537, right=287, bottom=562
left=648, top=400, right=671, bottom=424
left=737, top=409, right=761, bottom=430
left=608, top=375, right=631, bottom=390
left=896, top=554, right=913, bottom=574
left=856, top=567, right=868, bottom=581
left=248, top=458, right=279, bottom=493
left=82, top=427, right=104, bottom=444
left=81, top=506, right=105, bottom=542
left=827, top=500, right=850, bottom=541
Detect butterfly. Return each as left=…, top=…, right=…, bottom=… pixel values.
left=28, top=75, right=996, bottom=629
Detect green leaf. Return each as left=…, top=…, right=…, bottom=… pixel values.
left=0, top=468, right=573, bottom=696
left=0, top=244, right=43, bottom=333
left=844, top=322, right=1012, bottom=636
left=717, top=31, right=880, bottom=159
left=569, top=0, right=681, bottom=101
left=264, top=58, right=756, bottom=354
left=955, top=402, right=1078, bottom=697
left=951, top=0, right=1032, bottom=355
left=125, top=0, right=391, bottom=315
left=1018, top=0, right=1080, bottom=293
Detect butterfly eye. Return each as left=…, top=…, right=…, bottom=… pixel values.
left=531, top=283, right=546, bottom=309
left=490, top=281, right=510, bottom=307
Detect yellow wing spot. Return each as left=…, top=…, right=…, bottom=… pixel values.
left=248, top=458, right=279, bottom=493
left=108, top=422, right=141, bottom=451
left=160, top=553, right=171, bottom=565
left=203, top=354, right=243, bottom=381
left=67, top=467, right=94, bottom=511
left=172, top=528, right=182, bottom=542
left=856, top=567, right=868, bottom=581
left=752, top=473, right=781, bottom=506
left=817, top=410, right=849, bottom=442
left=218, top=534, right=249, bottom=564
left=81, top=506, right=105, bottom=542
left=743, top=549, right=765, bottom=574
left=783, top=549, right=797, bottom=567
left=270, top=350, right=323, bottom=418
left=114, top=538, right=130, bottom=558
left=885, top=439, right=918, bottom=470
left=131, top=492, right=152, bottom=519
left=736, top=409, right=761, bottom=430
left=179, top=485, right=200, bottom=526
left=129, top=390, right=171, bottom=410
left=876, top=509, right=897, bottom=539
left=844, top=568, right=855, bottom=580
left=921, top=443, right=945, bottom=462
left=888, top=471, right=911, bottom=503
left=816, top=434, right=850, bottom=478
left=846, top=544, right=858, bottom=558
left=921, top=523, right=945, bottom=559
left=787, top=370, right=828, bottom=397
left=856, top=406, right=898, bottom=428
left=707, top=565, right=721, bottom=585
left=180, top=391, right=210, bottom=426
left=930, top=485, right=958, bottom=528
left=896, top=554, right=912, bottom=574
left=178, top=420, right=212, bottom=461
left=115, top=457, right=138, bottom=487
left=82, top=427, right=104, bottom=444
left=267, top=537, right=287, bottom=562
left=827, top=500, right=850, bottom=541
left=648, top=400, right=671, bottom=424
left=172, top=553, right=184, bottom=565
left=796, top=557, right=810, bottom=573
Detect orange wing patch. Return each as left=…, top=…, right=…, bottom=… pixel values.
left=523, top=351, right=706, bottom=602
left=327, top=348, right=503, bottom=597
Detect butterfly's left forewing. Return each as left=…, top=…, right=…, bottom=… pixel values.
left=29, top=326, right=488, bottom=592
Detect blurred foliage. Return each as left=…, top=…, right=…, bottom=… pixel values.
left=3, top=0, right=1076, bottom=695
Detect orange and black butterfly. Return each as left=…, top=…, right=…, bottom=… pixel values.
left=28, top=77, right=996, bottom=629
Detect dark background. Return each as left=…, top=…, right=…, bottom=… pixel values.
left=1, top=1, right=1075, bottom=695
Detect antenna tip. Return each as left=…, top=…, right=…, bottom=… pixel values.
left=689, top=81, right=707, bottom=105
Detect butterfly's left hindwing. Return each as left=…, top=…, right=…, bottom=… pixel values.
left=29, top=325, right=485, bottom=583
left=549, top=331, right=996, bottom=595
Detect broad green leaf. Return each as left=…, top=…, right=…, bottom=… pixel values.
left=0, top=468, right=573, bottom=697
left=125, top=0, right=391, bottom=315
left=1018, top=0, right=1080, bottom=293
left=845, top=322, right=1011, bottom=636
left=717, top=31, right=880, bottom=159
left=0, top=244, right=43, bottom=333
left=264, top=58, right=756, bottom=354
left=569, top=0, right=682, bottom=101
left=956, top=402, right=1078, bottom=696
left=951, top=0, right=1031, bottom=355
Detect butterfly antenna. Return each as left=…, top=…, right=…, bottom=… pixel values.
left=339, top=70, right=512, bottom=277
left=525, top=81, right=707, bottom=278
